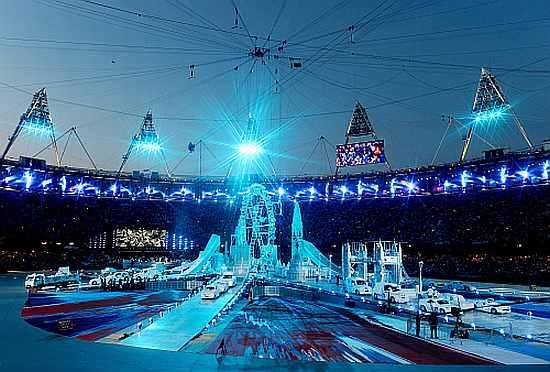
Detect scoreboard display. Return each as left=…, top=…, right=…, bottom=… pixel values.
left=336, top=140, right=385, bottom=167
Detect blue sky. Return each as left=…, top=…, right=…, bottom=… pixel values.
left=0, top=0, right=549, bottom=176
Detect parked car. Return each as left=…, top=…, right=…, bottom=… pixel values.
left=474, top=298, right=511, bottom=314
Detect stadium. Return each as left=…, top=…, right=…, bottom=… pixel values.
left=1, top=1, right=550, bottom=370
left=1, top=84, right=549, bottom=284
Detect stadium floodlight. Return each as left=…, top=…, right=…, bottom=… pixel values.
left=135, top=140, right=162, bottom=154
left=461, top=68, right=534, bottom=162
left=117, top=110, right=171, bottom=177
left=238, top=142, right=262, bottom=157
left=1, top=88, right=60, bottom=165
left=543, top=161, right=549, bottom=180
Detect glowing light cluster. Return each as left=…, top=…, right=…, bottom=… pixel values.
left=23, top=117, right=54, bottom=136
left=473, top=108, right=505, bottom=124
left=238, top=142, right=262, bottom=157
left=135, top=140, right=162, bottom=154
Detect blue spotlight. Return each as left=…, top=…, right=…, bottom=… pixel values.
left=277, top=187, right=285, bottom=197
left=340, top=185, right=349, bottom=196
left=24, top=117, right=54, bottom=136
left=59, top=176, right=67, bottom=193
left=500, top=166, right=508, bottom=185
left=542, top=161, right=549, bottom=180
left=518, top=169, right=530, bottom=181
left=406, top=181, right=417, bottom=193
left=473, top=108, right=505, bottom=125
left=135, top=140, right=162, bottom=154
left=461, top=170, right=470, bottom=188
left=390, top=178, right=397, bottom=196
left=23, top=171, right=33, bottom=190
left=41, top=179, right=52, bottom=189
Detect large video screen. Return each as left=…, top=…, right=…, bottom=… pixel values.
left=336, top=140, right=385, bottom=167
left=114, top=228, right=167, bottom=250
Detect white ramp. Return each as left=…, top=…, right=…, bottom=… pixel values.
left=121, top=283, right=241, bottom=351
left=183, top=234, right=220, bottom=275
left=303, top=240, right=341, bottom=272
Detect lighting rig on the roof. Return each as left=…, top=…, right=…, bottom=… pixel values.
left=460, top=67, right=534, bottom=162
left=117, top=110, right=171, bottom=177
left=1, top=88, right=60, bottom=166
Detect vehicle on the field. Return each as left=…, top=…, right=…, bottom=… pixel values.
left=374, top=283, right=416, bottom=303
left=446, top=281, right=475, bottom=292
left=420, top=298, right=453, bottom=314
left=202, top=284, right=221, bottom=300
left=445, top=293, right=475, bottom=311
left=105, top=271, right=132, bottom=287
left=24, top=267, right=80, bottom=289
left=216, top=280, right=229, bottom=294
left=221, top=271, right=235, bottom=288
left=474, top=298, right=511, bottom=314
left=345, top=277, right=372, bottom=295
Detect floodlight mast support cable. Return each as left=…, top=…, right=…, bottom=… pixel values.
left=2, top=116, right=30, bottom=162
left=33, top=127, right=98, bottom=170
left=432, top=115, right=453, bottom=165
left=72, top=127, right=98, bottom=170
left=460, top=124, right=474, bottom=163
left=510, top=108, right=534, bottom=151
left=117, top=137, right=136, bottom=177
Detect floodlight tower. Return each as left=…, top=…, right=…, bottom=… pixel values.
left=335, top=101, right=389, bottom=176
left=117, top=110, right=171, bottom=177
left=1, top=88, right=60, bottom=165
left=460, top=68, right=534, bottom=162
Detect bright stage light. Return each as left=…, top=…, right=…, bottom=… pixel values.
left=238, top=142, right=262, bottom=157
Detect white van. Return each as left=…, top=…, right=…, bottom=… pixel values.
left=346, top=277, right=371, bottom=295
left=445, top=293, right=475, bottom=311
left=202, top=284, right=221, bottom=300
left=420, top=298, right=453, bottom=314
left=221, top=271, right=235, bottom=288
left=217, top=280, right=229, bottom=294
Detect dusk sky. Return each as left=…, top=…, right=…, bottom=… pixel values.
left=0, top=0, right=549, bottom=176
